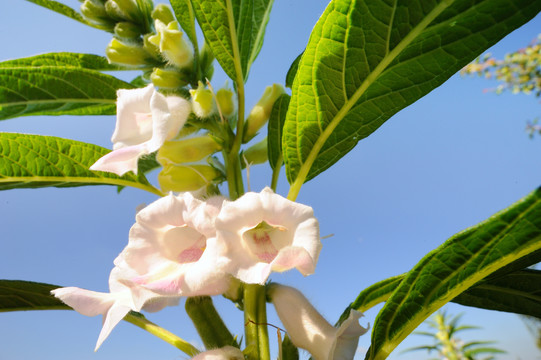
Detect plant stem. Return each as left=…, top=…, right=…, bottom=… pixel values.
left=243, top=284, right=270, bottom=360
left=124, top=312, right=200, bottom=357
left=270, top=155, right=282, bottom=192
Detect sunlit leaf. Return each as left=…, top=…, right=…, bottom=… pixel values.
left=284, top=0, right=541, bottom=191
left=365, top=187, right=541, bottom=360
left=0, top=133, right=163, bottom=195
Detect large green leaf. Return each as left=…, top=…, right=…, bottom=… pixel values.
left=0, top=280, right=68, bottom=312
left=0, top=59, right=134, bottom=120
left=453, top=269, right=541, bottom=319
left=283, top=0, right=541, bottom=193
left=0, top=53, right=120, bottom=70
left=0, top=133, right=163, bottom=195
left=364, top=187, right=541, bottom=360
left=191, top=0, right=274, bottom=83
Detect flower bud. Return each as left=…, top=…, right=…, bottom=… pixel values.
left=243, top=84, right=285, bottom=142
left=243, top=137, right=267, bottom=165
left=105, top=0, right=139, bottom=22
left=158, top=164, right=222, bottom=192
left=143, top=33, right=162, bottom=60
left=151, top=3, right=175, bottom=25
left=268, top=284, right=368, bottom=360
left=189, top=81, right=215, bottom=118
left=158, top=136, right=222, bottom=165
left=149, top=19, right=193, bottom=68
left=114, top=21, right=141, bottom=39
left=80, top=0, right=115, bottom=30
left=105, top=38, right=152, bottom=66
left=216, top=88, right=236, bottom=118
left=150, top=67, right=187, bottom=89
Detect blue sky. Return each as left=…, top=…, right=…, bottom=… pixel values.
left=1, top=1, right=541, bottom=359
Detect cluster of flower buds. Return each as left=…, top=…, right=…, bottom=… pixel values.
left=190, top=81, right=237, bottom=119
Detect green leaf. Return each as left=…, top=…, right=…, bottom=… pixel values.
left=0, top=59, right=134, bottom=120
left=170, top=0, right=199, bottom=52
left=453, top=269, right=541, bottom=320
left=0, top=53, right=121, bottom=70
left=191, top=0, right=274, bottom=83
left=267, top=94, right=290, bottom=169
left=283, top=0, right=541, bottom=194
left=285, top=52, right=302, bottom=89
left=0, top=133, right=163, bottom=195
left=0, top=280, right=68, bottom=312
left=365, top=187, right=541, bottom=360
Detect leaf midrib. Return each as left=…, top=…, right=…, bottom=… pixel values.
left=287, top=0, right=455, bottom=201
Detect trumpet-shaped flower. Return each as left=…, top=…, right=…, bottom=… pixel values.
left=121, top=192, right=231, bottom=296
left=269, top=284, right=368, bottom=360
left=191, top=346, right=244, bottom=360
left=90, top=84, right=190, bottom=176
left=51, top=258, right=179, bottom=350
left=215, top=187, right=321, bottom=284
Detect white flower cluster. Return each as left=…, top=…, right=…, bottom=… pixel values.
left=53, top=187, right=322, bottom=349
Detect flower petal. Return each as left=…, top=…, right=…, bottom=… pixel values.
left=90, top=144, right=147, bottom=175
left=112, top=85, right=155, bottom=148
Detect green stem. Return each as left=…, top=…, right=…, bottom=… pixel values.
left=185, top=296, right=237, bottom=350
left=244, top=284, right=270, bottom=360
left=124, top=312, right=199, bottom=357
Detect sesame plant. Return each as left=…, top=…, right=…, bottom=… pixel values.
left=1, top=1, right=541, bottom=360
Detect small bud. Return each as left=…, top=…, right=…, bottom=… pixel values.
left=243, top=84, right=285, bottom=142
left=151, top=4, right=175, bottom=25
left=105, top=38, right=152, bottom=66
left=243, top=137, right=268, bottom=165
left=80, top=0, right=115, bottom=30
left=158, top=164, right=222, bottom=192
left=150, top=67, right=187, bottom=89
left=149, top=19, right=193, bottom=68
left=157, top=136, right=221, bottom=164
left=143, top=33, right=162, bottom=60
left=104, top=0, right=141, bottom=22
left=216, top=88, right=236, bottom=118
left=114, top=21, right=141, bottom=39
left=189, top=81, right=215, bottom=118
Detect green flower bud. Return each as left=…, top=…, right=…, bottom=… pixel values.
left=149, top=19, right=193, bottom=68
left=105, top=38, right=151, bottom=66
left=80, top=0, right=115, bottom=30
left=158, top=164, right=221, bottom=192
left=151, top=4, right=175, bottom=25
left=157, top=136, right=222, bottom=165
left=243, top=137, right=268, bottom=165
left=114, top=21, right=141, bottom=39
left=216, top=88, right=236, bottom=118
left=189, top=81, right=215, bottom=118
left=143, top=33, right=162, bottom=60
left=104, top=0, right=144, bottom=22
left=243, top=84, right=285, bottom=142
left=150, top=67, right=187, bottom=89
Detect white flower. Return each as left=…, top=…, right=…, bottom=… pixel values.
left=215, top=187, right=321, bottom=284
left=90, top=84, right=191, bottom=176
left=121, top=192, right=232, bottom=296
left=269, top=284, right=368, bottom=360
left=51, top=259, right=179, bottom=350
left=191, top=346, right=244, bottom=360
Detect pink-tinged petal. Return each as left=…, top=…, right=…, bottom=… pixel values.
left=112, top=85, right=155, bottom=148
left=191, top=346, right=244, bottom=360
left=90, top=144, right=147, bottom=176
left=269, top=284, right=368, bottom=360
left=216, top=187, right=321, bottom=284
left=51, top=287, right=114, bottom=317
